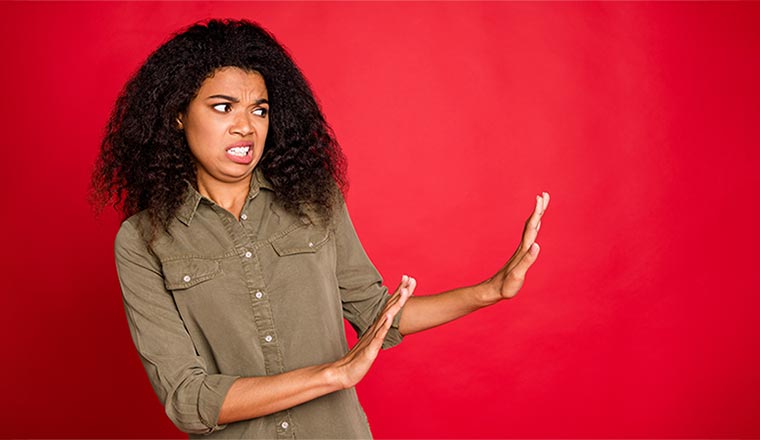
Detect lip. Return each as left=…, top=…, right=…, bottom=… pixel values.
left=226, top=141, right=253, bottom=151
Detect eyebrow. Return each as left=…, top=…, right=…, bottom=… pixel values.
left=205, top=94, right=268, bottom=105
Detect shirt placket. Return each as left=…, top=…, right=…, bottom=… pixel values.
left=216, top=202, right=296, bottom=439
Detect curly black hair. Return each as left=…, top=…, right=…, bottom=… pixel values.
left=91, top=18, right=347, bottom=240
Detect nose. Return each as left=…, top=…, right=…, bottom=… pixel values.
left=230, top=111, right=255, bottom=137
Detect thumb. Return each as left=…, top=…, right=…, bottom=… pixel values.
left=501, top=243, right=540, bottom=299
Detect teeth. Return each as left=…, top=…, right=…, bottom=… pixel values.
left=228, top=146, right=250, bottom=157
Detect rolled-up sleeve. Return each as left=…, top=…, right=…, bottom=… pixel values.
left=334, top=202, right=404, bottom=349
left=114, top=220, right=239, bottom=434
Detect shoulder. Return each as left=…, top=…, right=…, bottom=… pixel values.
left=114, top=210, right=154, bottom=260
left=331, top=196, right=355, bottom=230
left=115, top=209, right=149, bottom=240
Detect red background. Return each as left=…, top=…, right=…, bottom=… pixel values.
left=1, top=2, right=758, bottom=438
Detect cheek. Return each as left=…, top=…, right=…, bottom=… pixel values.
left=184, top=133, right=215, bottom=165
left=185, top=119, right=224, bottom=153
left=184, top=133, right=203, bottom=160
left=185, top=143, right=204, bottom=166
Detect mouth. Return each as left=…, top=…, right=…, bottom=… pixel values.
left=225, top=141, right=255, bottom=164
left=227, top=145, right=251, bottom=157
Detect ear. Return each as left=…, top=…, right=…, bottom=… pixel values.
left=175, top=115, right=184, bottom=130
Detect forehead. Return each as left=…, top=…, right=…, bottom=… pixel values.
left=197, top=67, right=268, bottom=96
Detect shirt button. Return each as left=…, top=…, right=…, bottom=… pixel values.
left=281, top=421, right=289, bottom=430
left=244, top=251, right=252, bottom=258
left=308, top=242, right=314, bottom=248
left=240, top=213, right=248, bottom=220
left=182, top=275, right=191, bottom=282
left=255, top=291, right=263, bottom=299
left=264, top=335, right=273, bottom=343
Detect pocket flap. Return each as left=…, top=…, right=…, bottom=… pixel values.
left=272, top=226, right=330, bottom=256
left=162, top=258, right=221, bottom=290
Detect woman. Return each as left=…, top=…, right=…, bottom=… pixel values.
left=92, top=19, right=549, bottom=439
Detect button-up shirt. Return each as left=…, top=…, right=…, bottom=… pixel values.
left=114, top=169, right=403, bottom=439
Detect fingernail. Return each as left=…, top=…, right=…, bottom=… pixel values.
left=530, top=243, right=540, bottom=255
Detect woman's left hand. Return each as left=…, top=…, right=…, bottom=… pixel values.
left=483, top=192, right=550, bottom=303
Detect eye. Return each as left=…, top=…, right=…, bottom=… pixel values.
left=212, top=103, right=232, bottom=113
left=253, top=107, right=269, bottom=118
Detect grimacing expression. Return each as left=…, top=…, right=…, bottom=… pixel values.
left=179, top=67, right=269, bottom=186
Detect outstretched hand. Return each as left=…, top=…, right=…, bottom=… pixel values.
left=485, top=192, right=550, bottom=302
left=330, top=275, right=416, bottom=389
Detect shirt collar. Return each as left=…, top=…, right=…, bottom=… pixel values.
left=175, top=167, right=274, bottom=226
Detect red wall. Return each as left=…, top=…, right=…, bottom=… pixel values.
left=1, top=2, right=758, bottom=438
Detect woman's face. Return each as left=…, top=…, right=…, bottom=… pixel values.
left=179, top=67, right=269, bottom=187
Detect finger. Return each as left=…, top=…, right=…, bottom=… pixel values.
left=365, top=310, right=394, bottom=352
left=534, top=192, right=548, bottom=234
left=406, top=277, right=417, bottom=297
left=521, top=199, right=542, bottom=250
left=370, top=313, right=391, bottom=340
left=506, top=194, right=547, bottom=274
left=386, top=274, right=414, bottom=308
left=384, top=276, right=409, bottom=309
left=526, top=192, right=548, bottom=247
left=393, top=275, right=412, bottom=297
left=387, top=288, right=409, bottom=315
left=354, top=314, right=388, bottom=353
left=379, top=290, right=410, bottom=337
left=384, top=286, right=405, bottom=310
left=394, top=285, right=412, bottom=311
left=385, top=290, right=402, bottom=308
left=529, top=195, right=542, bottom=229
left=390, top=275, right=406, bottom=296
left=371, top=286, right=410, bottom=337
left=514, top=242, right=540, bottom=277
left=537, top=193, right=545, bottom=217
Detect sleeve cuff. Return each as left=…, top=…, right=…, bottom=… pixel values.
left=197, top=374, right=240, bottom=432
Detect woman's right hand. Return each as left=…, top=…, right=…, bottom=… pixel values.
left=329, top=275, right=416, bottom=389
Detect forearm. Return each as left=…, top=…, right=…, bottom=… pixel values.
left=398, top=282, right=499, bottom=336
left=218, top=277, right=412, bottom=426
left=217, top=363, right=342, bottom=425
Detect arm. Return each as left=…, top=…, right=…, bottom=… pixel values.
left=217, top=282, right=411, bottom=424
left=116, top=219, right=412, bottom=432
left=334, top=200, right=412, bottom=349
left=222, top=191, right=549, bottom=420
left=398, top=192, right=550, bottom=336
left=116, top=220, right=237, bottom=434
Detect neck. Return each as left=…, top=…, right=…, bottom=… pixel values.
left=196, top=172, right=252, bottom=219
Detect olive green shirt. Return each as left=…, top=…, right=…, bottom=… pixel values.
left=114, top=169, right=403, bottom=439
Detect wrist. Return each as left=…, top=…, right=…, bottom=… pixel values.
left=475, top=279, right=503, bottom=307
left=323, top=362, right=350, bottom=391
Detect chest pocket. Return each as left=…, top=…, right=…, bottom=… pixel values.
left=162, top=258, right=221, bottom=290
left=272, top=225, right=330, bottom=256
